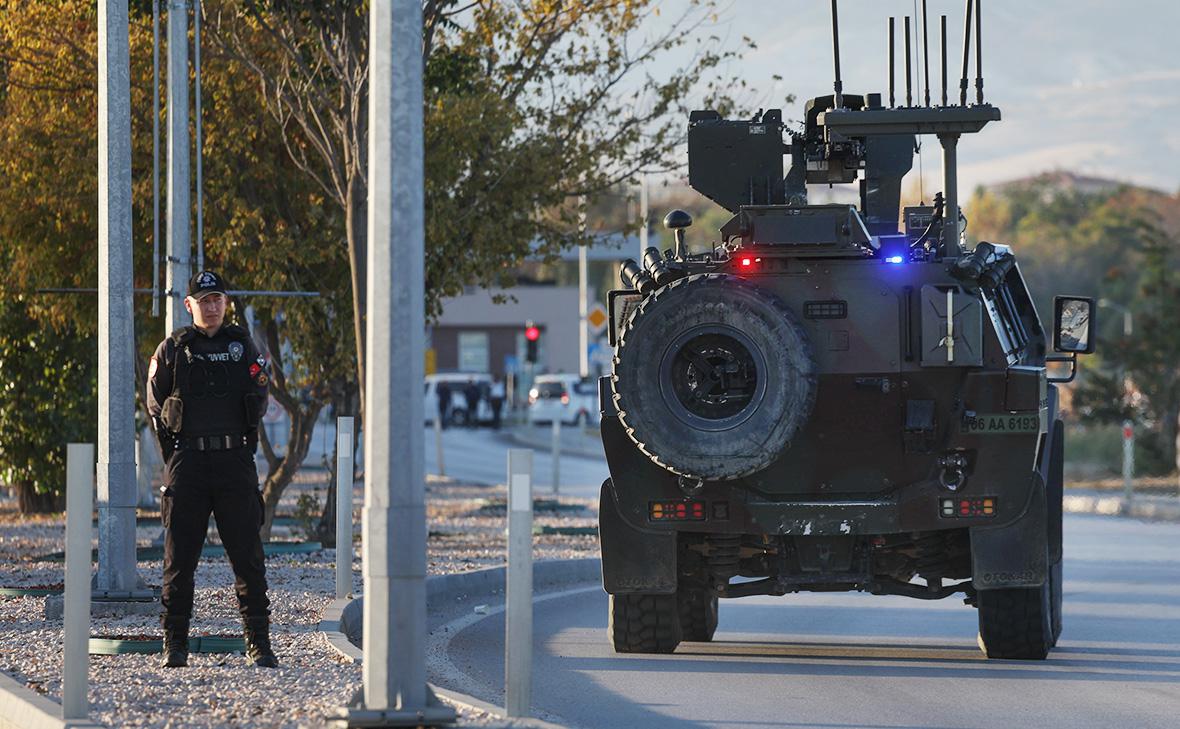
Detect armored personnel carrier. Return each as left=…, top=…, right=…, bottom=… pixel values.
left=598, top=1, right=1095, bottom=660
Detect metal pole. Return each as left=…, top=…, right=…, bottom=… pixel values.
left=550, top=417, right=561, bottom=495
left=151, top=0, right=161, bottom=317
left=433, top=412, right=445, bottom=477
left=166, top=0, right=191, bottom=333
left=357, top=1, right=451, bottom=723
left=97, top=0, right=141, bottom=596
left=938, top=133, right=960, bottom=255
left=1122, top=420, right=1135, bottom=512
left=336, top=417, right=354, bottom=601
left=505, top=449, right=534, bottom=718
left=63, top=443, right=94, bottom=721
left=578, top=201, right=589, bottom=379
left=194, top=0, right=204, bottom=271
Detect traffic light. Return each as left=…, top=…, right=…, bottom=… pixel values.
left=525, top=322, right=540, bottom=364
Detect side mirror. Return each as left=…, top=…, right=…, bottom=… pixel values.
left=1053, top=296, right=1096, bottom=354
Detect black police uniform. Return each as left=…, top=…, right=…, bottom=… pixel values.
left=147, top=274, right=275, bottom=667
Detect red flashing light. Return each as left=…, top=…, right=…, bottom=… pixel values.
left=525, top=325, right=540, bottom=341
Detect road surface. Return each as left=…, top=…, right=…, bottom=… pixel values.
left=423, top=425, right=608, bottom=498
left=438, top=513, right=1180, bottom=728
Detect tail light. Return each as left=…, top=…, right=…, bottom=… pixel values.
left=528, top=388, right=538, bottom=404
left=561, top=393, right=570, bottom=404
left=649, top=500, right=706, bottom=521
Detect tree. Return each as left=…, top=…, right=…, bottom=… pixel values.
left=205, top=0, right=753, bottom=416
left=0, top=1, right=357, bottom=530
left=0, top=290, right=97, bottom=513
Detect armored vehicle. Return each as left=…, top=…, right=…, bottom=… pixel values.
left=598, top=2, right=1095, bottom=660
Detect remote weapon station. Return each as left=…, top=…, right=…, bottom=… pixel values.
left=599, top=0, right=1096, bottom=660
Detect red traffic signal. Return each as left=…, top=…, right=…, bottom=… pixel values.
left=525, top=325, right=540, bottom=342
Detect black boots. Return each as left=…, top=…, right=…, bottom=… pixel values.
left=161, top=616, right=190, bottom=668
left=243, top=615, right=279, bottom=668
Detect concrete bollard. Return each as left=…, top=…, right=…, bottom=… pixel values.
left=1122, top=420, right=1135, bottom=512
left=63, top=442, right=95, bottom=720
left=434, top=410, right=446, bottom=477
left=550, top=417, right=561, bottom=495
left=505, top=449, right=533, bottom=717
left=336, top=417, right=355, bottom=601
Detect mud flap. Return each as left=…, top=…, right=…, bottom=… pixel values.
left=970, top=471, right=1048, bottom=589
left=599, top=480, right=677, bottom=595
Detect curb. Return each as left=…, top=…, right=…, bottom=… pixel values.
left=318, top=559, right=602, bottom=728
left=0, top=672, right=102, bottom=729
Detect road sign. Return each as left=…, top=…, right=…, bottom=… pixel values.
left=587, top=303, right=608, bottom=334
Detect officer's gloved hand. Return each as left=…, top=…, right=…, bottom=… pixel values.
left=153, top=416, right=176, bottom=461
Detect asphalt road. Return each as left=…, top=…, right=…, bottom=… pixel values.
left=422, top=424, right=608, bottom=498
left=438, top=514, right=1180, bottom=728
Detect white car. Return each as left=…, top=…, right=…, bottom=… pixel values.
left=424, top=373, right=494, bottom=427
left=528, top=374, right=599, bottom=426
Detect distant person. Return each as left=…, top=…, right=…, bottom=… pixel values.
left=147, top=271, right=278, bottom=669
left=490, top=376, right=506, bottom=430
left=464, top=378, right=480, bottom=428
left=435, top=380, right=451, bottom=429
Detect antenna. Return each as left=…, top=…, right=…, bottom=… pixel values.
left=922, top=0, right=931, bottom=106
left=975, top=0, right=984, bottom=104
left=831, top=0, right=844, bottom=108
left=904, top=16, right=913, bottom=107
left=960, top=0, right=973, bottom=106
left=941, top=15, right=948, bottom=106
left=888, top=17, right=896, bottom=107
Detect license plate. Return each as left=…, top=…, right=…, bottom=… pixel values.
left=960, top=413, right=1041, bottom=435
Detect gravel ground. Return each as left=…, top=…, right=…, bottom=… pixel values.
left=0, top=471, right=599, bottom=728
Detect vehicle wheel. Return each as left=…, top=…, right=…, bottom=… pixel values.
left=613, top=274, right=816, bottom=480
left=608, top=593, right=682, bottom=654
left=677, top=587, right=718, bottom=642
left=976, top=580, right=1053, bottom=659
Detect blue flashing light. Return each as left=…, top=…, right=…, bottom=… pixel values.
left=885, top=255, right=905, bottom=264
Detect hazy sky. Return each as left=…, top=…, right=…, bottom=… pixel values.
left=645, top=0, right=1180, bottom=196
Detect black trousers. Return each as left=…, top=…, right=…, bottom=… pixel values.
left=160, top=447, right=270, bottom=619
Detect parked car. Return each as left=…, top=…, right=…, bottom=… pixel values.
left=425, top=373, right=494, bottom=427
left=528, top=374, right=598, bottom=426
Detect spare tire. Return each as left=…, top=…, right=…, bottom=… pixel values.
left=613, top=273, right=815, bottom=480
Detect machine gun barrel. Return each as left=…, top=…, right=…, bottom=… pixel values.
left=831, top=0, right=844, bottom=108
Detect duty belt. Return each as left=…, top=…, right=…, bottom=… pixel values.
left=180, top=434, right=249, bottom=451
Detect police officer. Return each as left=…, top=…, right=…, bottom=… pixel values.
left=147, top=271, right=278, bottom=668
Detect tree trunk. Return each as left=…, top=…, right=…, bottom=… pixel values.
left=345, top=177, right=367, bottom=424
left=258, top=400, right=325, bottom=541
left=16, top=479, right=63, bottom=514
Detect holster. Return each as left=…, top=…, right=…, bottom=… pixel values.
left=161, top=395, right=184, bottom=433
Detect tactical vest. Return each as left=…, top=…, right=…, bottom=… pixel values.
left=167, top=326, right=255, bottom=438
